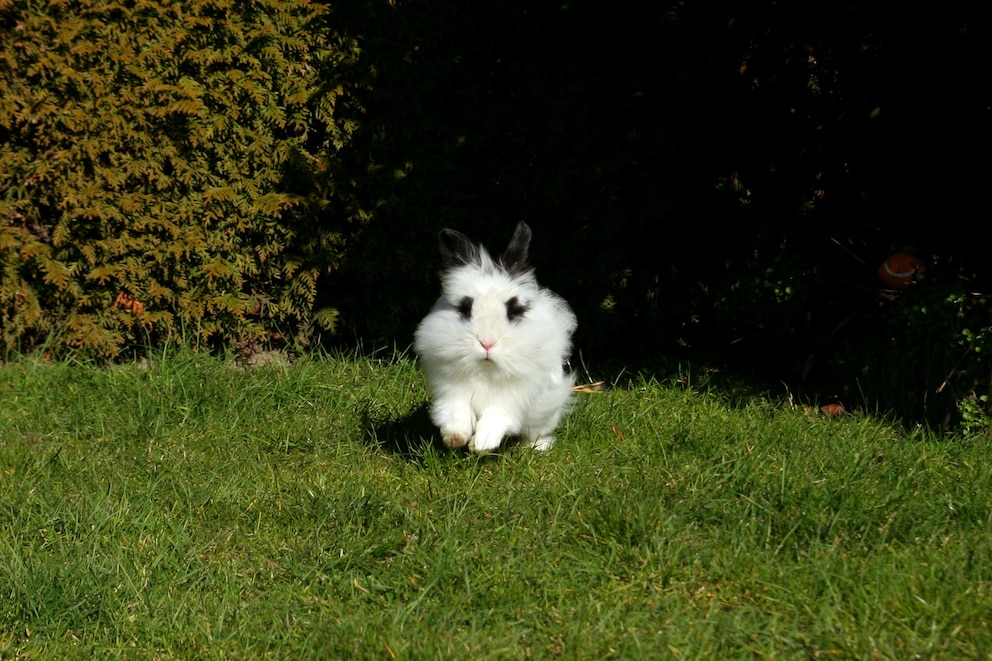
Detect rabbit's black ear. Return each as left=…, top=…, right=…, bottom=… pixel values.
left=499, top=221, right=532, bottom=276
left=438, top=229, right=481, bottom=268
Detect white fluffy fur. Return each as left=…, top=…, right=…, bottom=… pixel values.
left=414, top=228, right=576, bottom=453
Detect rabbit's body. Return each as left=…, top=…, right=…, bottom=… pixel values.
left=414, top=222, right=576, bottom=452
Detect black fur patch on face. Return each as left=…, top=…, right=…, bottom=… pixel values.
left=456, top=296, right=474, bottom=320
left=505, top=296, right=528, bottom=322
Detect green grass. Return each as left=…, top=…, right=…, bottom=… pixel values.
left=1, top=351, right=990, bottom=659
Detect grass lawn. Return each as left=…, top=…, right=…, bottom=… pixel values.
left=1, top=351, right=990, bottom=659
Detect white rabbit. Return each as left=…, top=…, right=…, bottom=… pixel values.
left=414, top=221, right=577, bottom=453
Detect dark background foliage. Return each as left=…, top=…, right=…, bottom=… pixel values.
left=2, top=0, right=990, bottom=429
left=321, top=0, right=991, bottom=428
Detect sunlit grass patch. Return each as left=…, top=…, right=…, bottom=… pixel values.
left=1, top=351, right=990, bottom=658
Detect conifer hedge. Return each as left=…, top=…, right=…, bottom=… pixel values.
left=0, top=0, right=361, bottom=357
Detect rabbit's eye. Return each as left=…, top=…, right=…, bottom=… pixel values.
left=505, top=296, right=528, bottom=322
left=456, top=296, right=473, bottom=320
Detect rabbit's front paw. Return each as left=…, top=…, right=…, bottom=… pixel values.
left=441, top=426, right=471, bottom=449
left=469, top=414, right=512, bottom=453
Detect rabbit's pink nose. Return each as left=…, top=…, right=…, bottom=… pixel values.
left=480, top=339, right=495, bottom=352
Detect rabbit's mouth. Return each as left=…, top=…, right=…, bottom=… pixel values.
left=478, top=352, right=501, bottom=368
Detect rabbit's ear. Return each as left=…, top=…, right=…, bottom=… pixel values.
left=499, top=221, right=532, bottom=276
left=439, top=229, right=480, bottom=268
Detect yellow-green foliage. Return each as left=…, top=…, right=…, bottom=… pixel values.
left=0, top=0, right=361, bottom=356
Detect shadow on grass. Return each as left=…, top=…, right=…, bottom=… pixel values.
left=361, top=401, right=511, bottom=464
left=361, top=401, right=443, bottom=461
